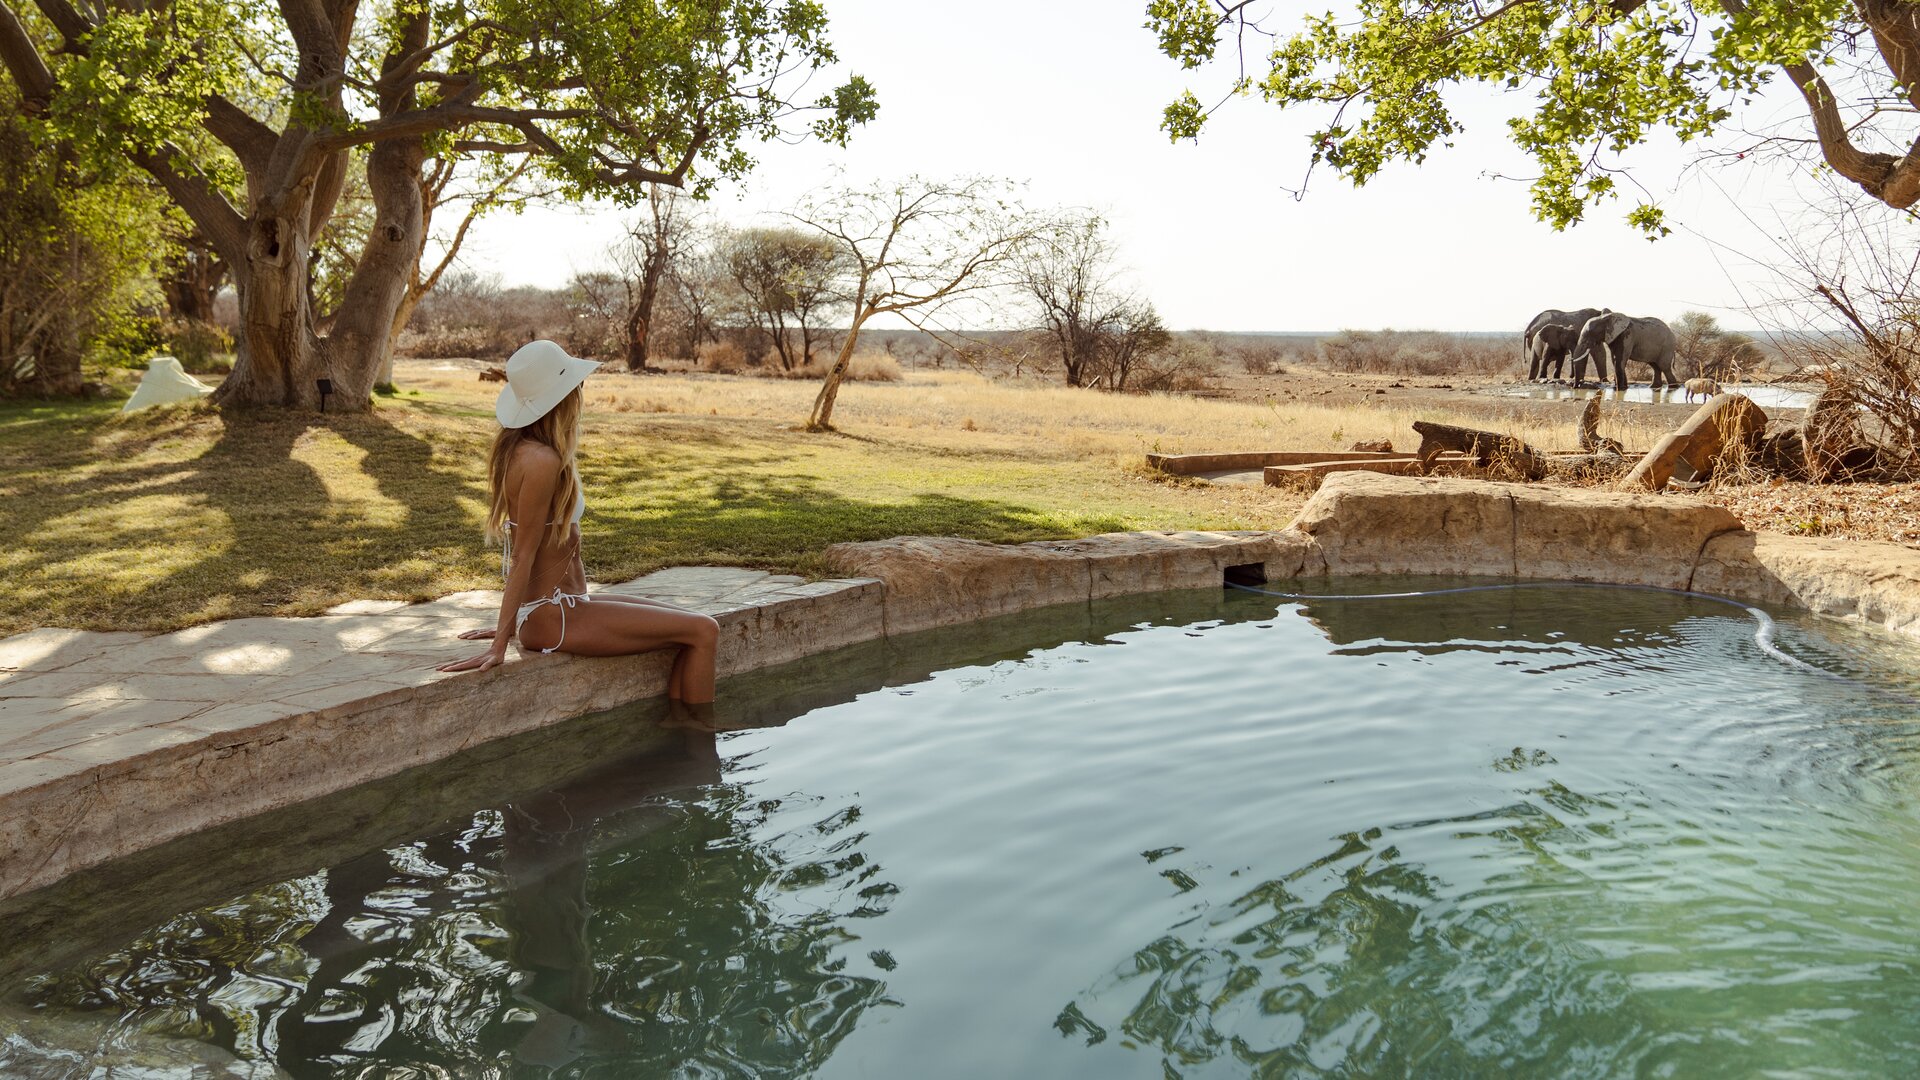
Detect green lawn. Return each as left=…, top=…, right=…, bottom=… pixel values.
left=0, top=377, right=1294, bottom=634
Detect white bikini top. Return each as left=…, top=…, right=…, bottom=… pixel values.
left=502, top=494, right=584, bottom=580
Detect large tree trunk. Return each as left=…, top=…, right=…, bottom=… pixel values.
left=326, top=137, right=427, bottom=403
left=213, top=145, right=423, bottom=410
left=216, top=185, right=330, bottom=408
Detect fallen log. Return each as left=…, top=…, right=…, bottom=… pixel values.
left=1411, top=420, right=1549, bottom=481
left=1623, top=392, right=1766, bottom=490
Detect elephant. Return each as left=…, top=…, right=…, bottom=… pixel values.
left=1527, top=323, right=1579, bottom=382
left=1568, top=312, right=1680, bottom=390
left=1522, top=307, right=1606, bottom=380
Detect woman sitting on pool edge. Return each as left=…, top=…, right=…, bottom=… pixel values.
left=437, top=340, right=721, bottom=707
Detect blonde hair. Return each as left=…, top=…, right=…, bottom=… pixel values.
left=485, top=385, right=583, bottom=550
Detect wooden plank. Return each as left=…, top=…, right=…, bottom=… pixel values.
left=1264, top=454, right=1480, bottom=485
left=1147, top=450, right=1413, bottom=475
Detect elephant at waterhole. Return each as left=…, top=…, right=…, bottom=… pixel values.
left=1569, top=312, right=1680, bottom=390
left=1527, top=324, right=1579, bottom=382
left=1523, top=307, right=1606, bottom=380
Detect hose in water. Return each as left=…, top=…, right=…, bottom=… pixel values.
left=1222, top=579, right=1838, bottom=681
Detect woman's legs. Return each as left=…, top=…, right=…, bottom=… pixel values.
left=584, top=595, right=706, bottom=699
left=520, top=600, right=720, bottom=703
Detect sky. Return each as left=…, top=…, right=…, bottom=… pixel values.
left=458, top=0, right=1864, bottom=333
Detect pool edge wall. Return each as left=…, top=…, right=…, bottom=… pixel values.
left=6, top=470, right=1920, bottom=900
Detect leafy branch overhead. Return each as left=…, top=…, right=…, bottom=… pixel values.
left=1145, top=0, right=1916, bottom=233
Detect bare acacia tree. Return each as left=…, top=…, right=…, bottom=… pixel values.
left=1018, top=214, right=1168, bottom=389
left=788, top=176, right=1047, bottom=431
left=668, top=234, right=728, bottom=357
left=1020, top=214, right=1112, bottom=387
left=1096, top=302, right=1173, bottom=391
left=617, top=184, right=693, bottom=372
left=1761, top=197, right=1920, bottom=477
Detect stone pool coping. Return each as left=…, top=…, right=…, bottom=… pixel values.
left=6, top=470, right=1920, bottom=899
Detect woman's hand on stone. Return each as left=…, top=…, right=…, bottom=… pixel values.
left=457, top=628, right=497, bottom=641
left=437, top=647, right=507, bottom=673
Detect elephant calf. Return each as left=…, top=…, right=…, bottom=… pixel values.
left=1528, top=324, right=1578, bottom=382
left=1683, top=377, right=1719, bottom=403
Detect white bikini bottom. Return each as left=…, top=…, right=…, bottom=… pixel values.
left=515, top=589, right=591, bottom=654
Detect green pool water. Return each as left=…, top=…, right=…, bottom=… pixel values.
left=4, top=583, right=1920, bottom=1078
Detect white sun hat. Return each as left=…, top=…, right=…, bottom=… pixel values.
left=495, top=339, right=600, bottom=429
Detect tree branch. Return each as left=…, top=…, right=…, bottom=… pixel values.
left=27, top=0, right=89, bottom=44
left=203, top=95, right=276, bottom=173
left=132, top=147, right=247, bottom=266
left=374, top=19, right=505, bottom=96
left=0, top=2, right=56, bottom=111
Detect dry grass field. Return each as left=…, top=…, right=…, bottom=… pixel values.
left=0, top=360, right=1740, bottom=635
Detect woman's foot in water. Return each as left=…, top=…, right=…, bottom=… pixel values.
left=662, top=697, right=719, bottom=731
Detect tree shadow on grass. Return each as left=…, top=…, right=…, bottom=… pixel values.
left=2, top=407, right=487, bottom=632
left=581, top=458, right=1137, bottom=581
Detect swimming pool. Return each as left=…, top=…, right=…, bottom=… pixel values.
left=3, top=582, right=1918, bottom=1077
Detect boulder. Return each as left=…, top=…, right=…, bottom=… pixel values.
left=1291, top=472, right=1517, bottom=577
left=1692, top=530, right=1920, bottom=634
left=1032, top=530, right=1313, bottom=600
left=1292, top=472, right=1744, bottom=588
left=1508, top=484, right=1742, bottom=589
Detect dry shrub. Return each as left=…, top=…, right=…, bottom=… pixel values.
left=847, top=351, right=903, bottom=382
left=161, top=318, right=234, bottom=372
left=786, top=352, right=907, bottom=382
left=1129, top=338, right=1220, bottom=392
left=1760, top=191, right=1920, bottom=480
left=591, top=391, right=669, bottom=414
left=397, top=325, right=494, bottom=359
left=1233, top=341, right=1289, bottom=375
left=697, top=339, right=750, bottom=374
left=1320, top=330, right=1518, bottom=377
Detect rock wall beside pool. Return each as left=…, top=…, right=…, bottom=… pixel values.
left=1287, top=472, right=1920, bottom=634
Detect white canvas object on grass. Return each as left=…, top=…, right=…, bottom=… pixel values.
left=122, top=356, right=214, bottom=412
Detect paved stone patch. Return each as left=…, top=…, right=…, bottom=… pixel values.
left=0, top=567, right=880, bottom=899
